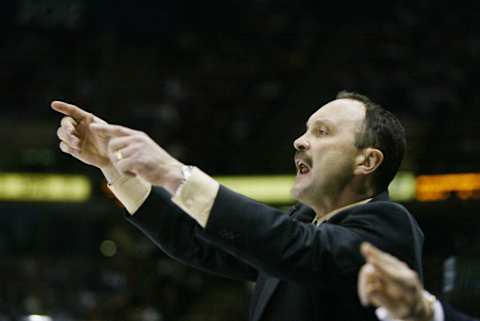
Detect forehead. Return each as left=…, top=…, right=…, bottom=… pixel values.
left=307, top=98, right=366, bottom=129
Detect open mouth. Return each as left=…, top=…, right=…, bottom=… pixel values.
left=295, top=159, right=311, bottom=175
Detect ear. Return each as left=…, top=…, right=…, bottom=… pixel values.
left=354, top=148, right=384, bottom=176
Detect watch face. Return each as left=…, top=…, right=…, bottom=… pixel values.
left=182, top=165, right=194, bottom=180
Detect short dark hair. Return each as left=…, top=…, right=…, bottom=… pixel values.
left=336, top=90, right=406, bottom=192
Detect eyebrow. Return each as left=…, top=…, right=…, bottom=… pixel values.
left=306, top=119, right=335, bottom=129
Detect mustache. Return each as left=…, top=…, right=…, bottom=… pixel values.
left=294, top=151, right=312, bottom=167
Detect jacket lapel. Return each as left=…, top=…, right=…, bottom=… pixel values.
left=250, top=205, right=312, bottom=321
left=252, top=277, right=281, bottom=321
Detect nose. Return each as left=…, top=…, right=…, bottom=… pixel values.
left=293, top=134, right=310, bottom=151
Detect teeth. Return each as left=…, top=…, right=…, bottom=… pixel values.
left=295, top=159, right=310, bottom=174
left=299, top=163, right=309, bottom=174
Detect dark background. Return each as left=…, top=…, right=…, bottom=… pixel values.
left=1, top=0, right=480, bottom=320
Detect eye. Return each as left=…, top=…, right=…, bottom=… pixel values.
left=313, top=127, right=328, bottom=136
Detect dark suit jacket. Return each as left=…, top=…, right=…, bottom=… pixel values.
left=127, top=186, right=424, bottom=321
left=443, top=302, right=480, bottom=321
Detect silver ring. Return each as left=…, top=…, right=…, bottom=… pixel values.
left=115, top=151, right=123, bottom=160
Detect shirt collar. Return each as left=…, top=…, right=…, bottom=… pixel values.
left=312, top=198, right=372, bottom=225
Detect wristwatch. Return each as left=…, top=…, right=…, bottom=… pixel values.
left=175, top=165, right=194, bottom=195
left=181, top=165, right=194, bottom=181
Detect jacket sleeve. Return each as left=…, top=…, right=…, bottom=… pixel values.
left=201, top=186, right=422, bottom=285
left=442, top=302, right=480, bottom=321
left=126, top=187, right=258, bottom=282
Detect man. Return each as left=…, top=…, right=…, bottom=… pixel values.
left=358, top=242, right=479, bottom=321
left=52, top=91, right=424, bottom=321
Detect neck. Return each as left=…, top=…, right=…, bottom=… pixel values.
left=311, top=186, right=374, bottom=218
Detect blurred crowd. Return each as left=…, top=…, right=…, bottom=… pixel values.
left=0, top=217, right=249, bottom=321
left=3, top=1, right=480, bottom=174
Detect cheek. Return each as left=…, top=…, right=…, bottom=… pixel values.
left=313, top=148, right=355, bottom=174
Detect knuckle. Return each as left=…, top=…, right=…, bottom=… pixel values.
left=134, top=142, right=145, bottom=151
left=59, top=142, right=68, bottom=153
left=138, top=131, right=149, bottom=139
left=134, top=134, right=147, bottom=143
left=107, top=141, right=115, bottom=151
left=406, top=269, right=418, bottom=280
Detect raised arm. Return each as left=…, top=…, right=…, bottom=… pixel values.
left=51, top=101, right=257, bottom=281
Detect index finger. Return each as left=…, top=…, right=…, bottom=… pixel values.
left=50, top=101, right=91, bottom=121
left=361, top=243, right=410, bottom=280
left=361, top=242, right=401, bottom=264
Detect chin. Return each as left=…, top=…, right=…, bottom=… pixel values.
left=290, top=185, right=300, bottom=201
left=291, top=184, right=307, bottom=203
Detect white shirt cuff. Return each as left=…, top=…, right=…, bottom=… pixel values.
left=431, top=300, right=444, bottom=321
left=107, top=175, right=152, bottom=215
left=171, top=167, right=219, bottom=227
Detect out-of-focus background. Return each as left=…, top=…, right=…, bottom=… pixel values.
left=1, top=0, right=480, bottom=320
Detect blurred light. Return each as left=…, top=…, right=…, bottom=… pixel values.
left=100, top=240, right=117, bottom=257
left=215, top=172, right=416, bottom=203
left=0, top=173, right=91, bottom=202
left=5, top=171, right=477, bottom=205
left=25, top=316, right=52, bottom=321
left=388, top=171, right=416, bottom=202
left=215, top=175, right=295, bottom=204
left=416, top=173, right=480, bottom=201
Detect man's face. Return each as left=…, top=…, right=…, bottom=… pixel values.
left=291, top=99, right=366, bottom=205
